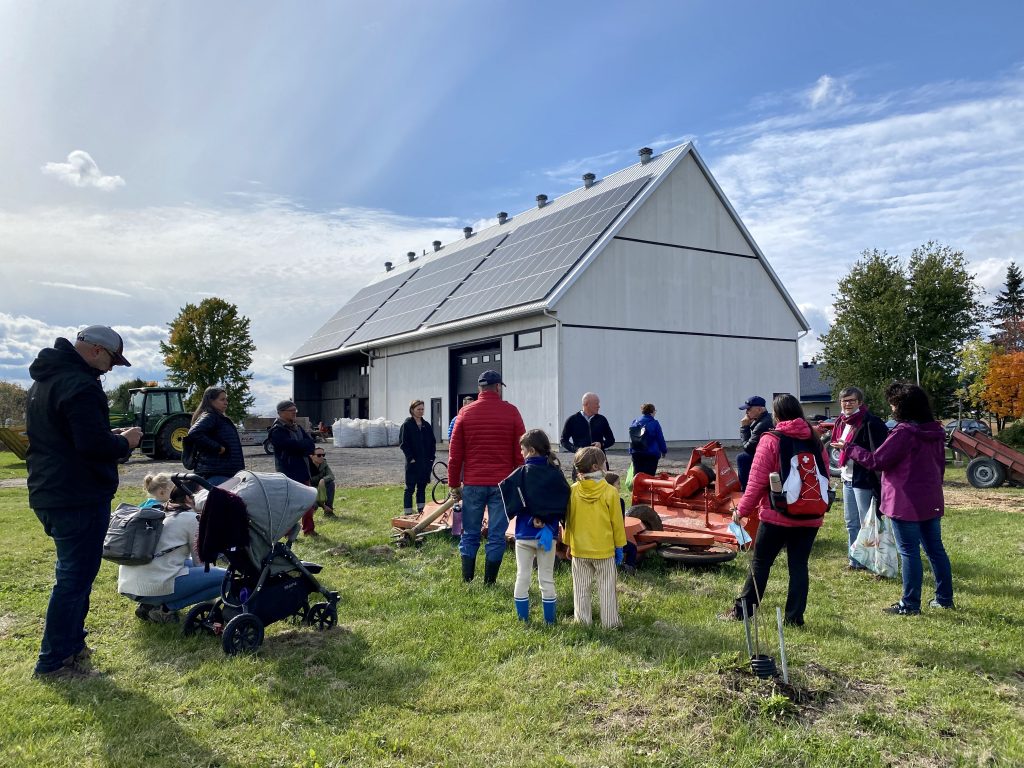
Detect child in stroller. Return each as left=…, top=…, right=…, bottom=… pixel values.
left=173, top=470, right=340, bottom=655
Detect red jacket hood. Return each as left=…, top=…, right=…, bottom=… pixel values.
left=774, top=418, right=813, bottom=440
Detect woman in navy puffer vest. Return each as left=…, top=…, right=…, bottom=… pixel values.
left=187, top=386, right=244, bottom=485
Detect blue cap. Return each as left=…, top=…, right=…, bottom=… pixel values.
left=478, top=370, right=504, bottom=386
left=739, top=396, right=766, bottom=410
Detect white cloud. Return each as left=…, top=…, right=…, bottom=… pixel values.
left=41, top=150, right=125, bottom=191
left=805, top=74, right=852, bottom=109
left=39, top=281, right=132, bottom=298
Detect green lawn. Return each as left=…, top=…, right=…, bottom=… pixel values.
left=1, top=455, right=1022, bottom=767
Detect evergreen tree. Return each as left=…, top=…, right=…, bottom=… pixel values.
left=991, top=262, right=1024, bottom=352
left=159, top=298, right=256, bottom=422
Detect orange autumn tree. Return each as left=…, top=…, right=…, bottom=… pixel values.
left=981, top=351, right=1024, bottom=429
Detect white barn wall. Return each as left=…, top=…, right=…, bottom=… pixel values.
left=368, top=314, right=560, bottom=439
left=559, top=326, right=799, bottom=446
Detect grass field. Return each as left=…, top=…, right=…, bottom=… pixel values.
left=1, top=451, right=1022, bottom=767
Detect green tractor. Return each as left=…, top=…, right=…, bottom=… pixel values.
left=109, top=387, right=192, bottom=461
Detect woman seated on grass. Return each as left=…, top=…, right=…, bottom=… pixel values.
left=117, top=479, right=227, bottom=623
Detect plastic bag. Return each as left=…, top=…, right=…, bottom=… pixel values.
left=624, top=462, right=636, bottom=493
left=849, top=496, right=899, bottom=579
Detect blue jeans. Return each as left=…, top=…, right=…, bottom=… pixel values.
left=889, top=516, right=954, bottom=611
left=736, top=451, right=753, bottom=490
left=34, top=502, right=110, bottom=673
left=843, top=483, right=875, bottom=567
left=137, top=562, right=228, bottom=610
left=459, top=485, right=507, bottom=562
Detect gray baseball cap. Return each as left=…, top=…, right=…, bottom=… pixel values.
left=76, top=325, right=131, bottom=367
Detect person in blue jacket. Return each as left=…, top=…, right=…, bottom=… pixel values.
left=186, top=386, right=244, bottom=485
left=628, top=403, right=668, bottom=476
left=499, top=429, right=570, bottom=624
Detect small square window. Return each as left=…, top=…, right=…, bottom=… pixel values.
left=471, top=356, right=479, bottom=364
left=494, top=353, right=501, bottom=361
left=461, top=358, right=467, bottom=366
left=482, top=355, right=490, bottom=363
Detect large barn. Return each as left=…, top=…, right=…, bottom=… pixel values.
left=287, top=142, right=809, bottom=445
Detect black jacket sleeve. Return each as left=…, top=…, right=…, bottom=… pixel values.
left=188, top=412, right=223, bottom=455
left=64, top=382, right=130, bottom=461
left=596, top=415, right=615, bottom=450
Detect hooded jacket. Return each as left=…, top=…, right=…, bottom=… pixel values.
left=499, top=457, right=571, bottom=540
left=26, top=337, right=131, bottom=509
left=846, top=421, right=946, bottom=522
left=737, top=418, right=830, bottom=529
left=187, top=409, right=244, bottom=478
left=563, top=476, right=627, bottom=559
left=268, top=418, right=315, bottom=484
left=447, top=391, right=525, bottom=486
left=628, top=413, right=668, bottom=457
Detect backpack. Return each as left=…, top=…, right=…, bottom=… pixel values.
left=767, top=431, right=834, bottom=519
left=181, top=434, right=198, bottom=470
left=102, top=504, right=179, bottom=565
left=629, top=424, right=648, bottom=453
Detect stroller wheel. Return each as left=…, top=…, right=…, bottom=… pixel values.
left=305, top=602, right=337, bottom=631
left=182, top=601, right=218, bottom=637
left=289, top=602, right=309, bottom=626
left=222, top=613, right=265, bottom=655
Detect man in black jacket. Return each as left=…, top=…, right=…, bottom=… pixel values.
left=736, top=395, right=773, bottom=490
left=560, top=392, right=615, bottom=477
left=27, top=325, right=142, bottom=678
left=269, top=399, right=317, bottom=535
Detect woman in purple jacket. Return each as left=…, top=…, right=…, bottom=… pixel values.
left=841, top=382, right=954, bottom=616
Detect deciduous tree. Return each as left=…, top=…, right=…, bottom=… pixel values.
left=105, top=377, right=153, bottom=412
left=159, top=298, right=256, bottom=422
left=981, top=351, right=1024, bottom=429
left=819, top=243, right=982, bottom=412
left=0, top=381, right=28, bottom=425
left=956, top=338, right=994, bottom=418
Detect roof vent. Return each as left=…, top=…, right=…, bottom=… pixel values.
left=463, top=226, right=473, bottom=239
left=639, top=147, right=653, bottom=164
left=384, top=261, right=394, bottom=272
left=497, top=211, right=508, bottom=225
left=536, top=194, right=548, bottom=208
left=407, top=251, right=417, bottom=263
left=582, top=173, right=596, bottom=188
left=432, top=240, right=442, bottom=252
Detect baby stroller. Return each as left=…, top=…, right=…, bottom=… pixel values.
left=172, top=471, right=340, bottom=655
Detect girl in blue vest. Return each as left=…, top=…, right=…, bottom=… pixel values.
left=499, top=429, right=571, bottom=624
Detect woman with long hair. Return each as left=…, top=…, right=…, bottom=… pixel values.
left=724, top=393, right=830, bottom=627
left=186, top=386, right=244, bottom=485
left=398, top=399, right=436, bottom=515
left=841, top=382, right=953, bottom=615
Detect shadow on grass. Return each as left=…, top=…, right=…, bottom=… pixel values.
left=50, top=676, right=242, bottom=768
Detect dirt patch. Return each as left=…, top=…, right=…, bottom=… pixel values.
left=0, top=614, right=16, bottom=638
left=942, top=479, right=1023, bottom=513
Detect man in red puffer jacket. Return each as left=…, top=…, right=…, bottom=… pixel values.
left=448, top=370, right=525, bottom=584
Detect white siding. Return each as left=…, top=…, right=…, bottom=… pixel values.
left=559, top=326, right=799, bottom=446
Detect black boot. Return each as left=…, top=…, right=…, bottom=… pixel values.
left=483, top=558, right=502, bottom=585
left=461, top=555, right=476, bottom=583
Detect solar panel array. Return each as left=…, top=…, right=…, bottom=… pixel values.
left=346, top=233, right=508, bottom=345
left=291, top=174, right=650, bottom=359
left=427, top=176, right=650, bottom=326
left=289, top=268, right=417, bottom=359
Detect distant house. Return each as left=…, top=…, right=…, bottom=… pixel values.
left=288, top=142, right=810, bottom=446
left=799, top=361, right=836, bottom=420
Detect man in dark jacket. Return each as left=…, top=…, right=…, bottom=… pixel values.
left=560, top=392, right=615, bottom=477
left=448, top=370, right=526, bottom=584
left=737, top=395, right=773, bottom=490
left=269, top=399, right=317, bottom=535
left=27, top=325, right=142, bottom=678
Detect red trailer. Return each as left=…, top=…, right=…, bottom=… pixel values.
left=948, top=429, right=1024, bottom=488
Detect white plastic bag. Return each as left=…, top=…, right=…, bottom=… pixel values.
left=849, top=496, right=898, bottom=579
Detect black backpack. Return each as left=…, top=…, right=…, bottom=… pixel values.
left=181, top=434, right=198, bottom=470
left=102, top=504, right=179, bottom=565
left=629, top=424, right=648, bottom=452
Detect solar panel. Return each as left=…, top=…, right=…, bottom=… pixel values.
left=428, top=176, right=650, bottom=326
left=346, top=233, right=508, bottom=345
left=289, top=268, right=417, bottom=359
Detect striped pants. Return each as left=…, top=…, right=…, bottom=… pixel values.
left=570, top=555, right=620, bottom=628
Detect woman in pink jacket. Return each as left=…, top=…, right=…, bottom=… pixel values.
left=725, top=394, right=831, bottom=627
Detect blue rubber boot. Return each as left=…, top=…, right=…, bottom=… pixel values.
left=542, top=598, right=556, bottom=625
left=514, top=597, right=530, bottom=622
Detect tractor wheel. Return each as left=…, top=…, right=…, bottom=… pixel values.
left=966, top=457, right=1006, bottom=489
left=222, top=613, right=264, bottom=655
left=157, top=418, right=190, bottom=460
left=660, top=545, right=737, bottom=566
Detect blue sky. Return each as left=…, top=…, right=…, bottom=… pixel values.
left=2, top=1, right=1023, bottom=413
